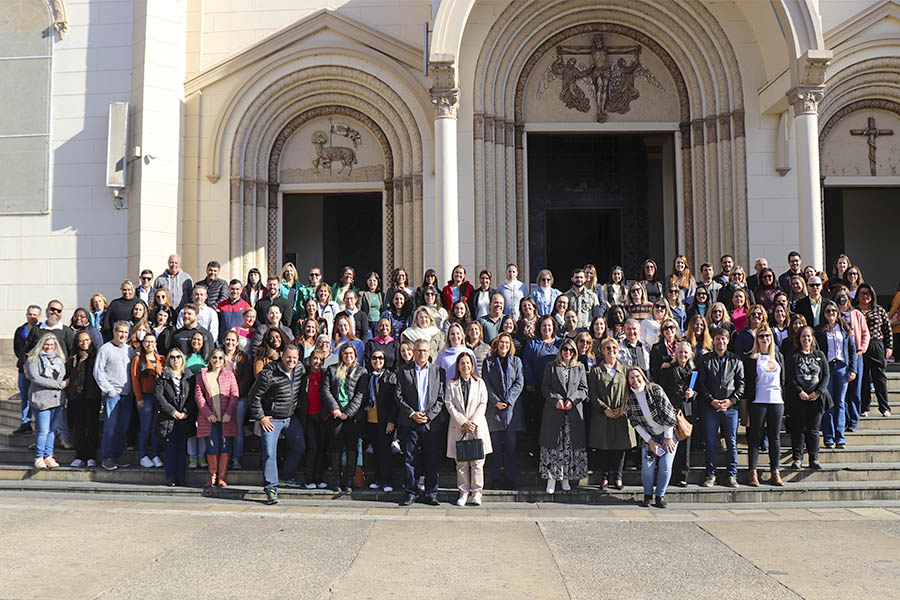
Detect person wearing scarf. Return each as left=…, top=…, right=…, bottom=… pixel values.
left=436, top=323, right=477, bottom=381
left=401, top=307, right=445, bottom=362
left=26, top=334, right=68, bottom=470
left=484, top=332, right=525, bottom=490
left=625, top=367, right=677, bottom=508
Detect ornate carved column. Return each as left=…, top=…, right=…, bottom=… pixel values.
left=242, top=180, right=256, bottom=276
left=473, top=114, right=486, bottom=271
left=430, top=61, right=460, bottom=282
left=256, top=182, right=268, bottom=274
left=383, top=181, right=394, bottom=274
left=229, top=177, right=243, bottom=280
left=413, top=174, right=424, bottom=279
left=789, top=85, right=826, bottom=270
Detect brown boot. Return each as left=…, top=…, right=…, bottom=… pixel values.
left=216, top=453, right=230, bottom=487
left=206, top=455, right=218, bottom=487
left=747, top=469, right=759, bottom=487
left=770, top=469, right=784, bottom=486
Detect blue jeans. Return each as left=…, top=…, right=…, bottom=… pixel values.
left=101, top=394, right=133, bottom=461
left=163, top=423, right=188, bottom=483
left=17, top=372, right=31, bottom=423
left=703, top=404, right=738, bottom=478
left=56, top=405, right=70, bottom=438
left=822, top=360, right=850, bottom=445
left=260, top=416, right=306, bottom=491
left=205, top=421, right=233, bottom=455
left=34, top=406, right=61, bottom=458
left=136, top=395, right=161, bottom=459
left=845, top=354, right=863, bottom=429
left=641, top=434, right=676, bottom=497
left=233, top=399, right=248, bottom=459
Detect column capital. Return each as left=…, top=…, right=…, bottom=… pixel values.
left=430, top=87, right=460, bottom=119
left=787, top=86, right=825, bottom=116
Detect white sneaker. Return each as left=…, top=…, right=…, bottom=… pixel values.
left=152, top=456, right=164, bottom=468
left=391, top=439, right=401, bottom=454
left=383, top=485, right=393, bottom=493
left=304, top=482, right=317, bottom=490
left=369, top=482, right=380, bottom=489
left=139, top=456, right=154, bottom=468
left=561, top=479, right=571, bottom=491
left=86, top=459, right=97, bottom=468
left=472, top=492, right=482, bottom=506
left=456, top=493, right=468, bottom=506
left=70, top=458, right=84, bottom=468
left=317, top=482, right=328, bottom=489
left=546, top=479, right=556, bottom=494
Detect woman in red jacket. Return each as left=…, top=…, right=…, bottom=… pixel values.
left=195, top=348, right=240, bottom=487
left=442, top=264, right=475, bottom=311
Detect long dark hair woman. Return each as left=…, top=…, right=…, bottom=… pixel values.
left=441, top=264, right=475, bottom=311
left=360, top=271, right=384, bottom=339
left=65, top=331, right=101, bottom=468
left=242, top=267, right=264, bottom=307
left=639, top=259, right=662, bottom=304
left=321, top=342, right=368, bottom=492
left=816, top=301, right=857, bottom=449
left=539, top=338, right=588, bottom=494
left=855, top=283, right=892, bottom=418
left=150, top=305, right=175, bottom=356
left=415, top=268, right=438, bottom=307
left=381, top=289, right=412, bottom=338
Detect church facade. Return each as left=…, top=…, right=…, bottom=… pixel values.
left=1, top=0, right=899, bottom=331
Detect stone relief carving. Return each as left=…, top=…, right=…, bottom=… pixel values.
left=537, top=34, right=662, bottom=122
left=849, top=116, right=894, bottom=176
left=51, top=0, right=68, bottom=38
left=788, top=86, right=825, bottom=116
left=311, top=123, right=358, bottom=175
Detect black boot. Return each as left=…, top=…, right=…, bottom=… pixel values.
left=328, top=452, right=342, bottom=491
left=639, top=494, right=652, bottom=507
left=654, top=495, right=668, bottom=509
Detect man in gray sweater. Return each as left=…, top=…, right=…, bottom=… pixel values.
left=94, top=321, right=135, bottom=470
left=153, top=254, right=194, bottom=311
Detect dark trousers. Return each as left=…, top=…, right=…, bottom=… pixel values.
left=163, top=423, right=188, bottom=483
left=862, top=339, right=889, bottom=415
left=367, top=421, right=393, bottom=488
left=303, top=413, right=327, bottom=484
left=672, top=436, right=690, bottom=484
left=748, top=403, right=784, bottom=471
left=489, top=429, right=518, bottom=486
left=68, top=394, right=100, bottom=461
left=327, top=417, right=361, bottom=487
left=524, top=389, right=544, bottom=453
left=598, top=449, right=626, bottom=482
left=790, top=399, right=824, bottom=462
left=399, top=424, right=440, bottom=499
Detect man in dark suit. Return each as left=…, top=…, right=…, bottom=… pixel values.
left=778, top=251, right=803, bottom=293
left=394, top=339, right=446, bottom=505
left=795, top=275, right=825, bottom=328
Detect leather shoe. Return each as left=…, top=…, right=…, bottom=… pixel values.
left=399, top=495, right=415, bottom=507
left=423, top=497, right=440, bottom=506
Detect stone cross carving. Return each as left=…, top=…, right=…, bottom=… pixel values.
left=556, top=35, right=641, bottom=122
left=850, top=116, right=893, bottom=176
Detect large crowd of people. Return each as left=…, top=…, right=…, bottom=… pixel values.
left=11, top=251, right=900, bottom=507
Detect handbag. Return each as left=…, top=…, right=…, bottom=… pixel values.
left=674, top=409, right=693, bottom=441
left=455, top=432, right=485, bottom=462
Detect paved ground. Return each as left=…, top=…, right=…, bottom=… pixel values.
left=3, top=493, right=900, bottom=599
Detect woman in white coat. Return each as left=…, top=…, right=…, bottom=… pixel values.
left=446, top=352, right=493, bottom=506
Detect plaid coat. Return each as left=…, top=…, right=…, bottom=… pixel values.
left=625, top=383, right=676, bottom=440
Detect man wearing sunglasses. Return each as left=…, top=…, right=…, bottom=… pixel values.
left=297, top=267, right=324, bottom=318
left=20, top=300, right=76, bottom=366
left=136, top=269, right=154, bottom=304
left=796, top=275, right=825, bottom=328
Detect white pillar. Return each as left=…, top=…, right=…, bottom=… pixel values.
left=430, top=64, right=460, bottom=282
left=789, top=87, right=825, bottom=271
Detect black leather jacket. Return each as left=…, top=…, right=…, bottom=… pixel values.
left=696, top=350, right=745, bottom=407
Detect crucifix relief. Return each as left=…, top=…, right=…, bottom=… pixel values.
left=537, top=34, right=662, bottom=122
left=850, top=116, right=894, bottom=176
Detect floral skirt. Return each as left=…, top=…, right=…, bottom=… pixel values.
left=539, top=419, right=588, bottom=481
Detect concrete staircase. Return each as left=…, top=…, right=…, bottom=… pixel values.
left=2, top=363, right=900, bottom=504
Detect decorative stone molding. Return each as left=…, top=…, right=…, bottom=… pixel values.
left=431, top=87, right=460, bottom=119
left=788, top=86, right=826, bottom=116
left=818, top=98, right=900, bottom=150
left=797, top=50, right=832, bottom=87
left=51, top=0, right=68, bottom=38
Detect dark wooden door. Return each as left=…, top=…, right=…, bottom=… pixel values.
left=323, top=193, right=382, bottom=282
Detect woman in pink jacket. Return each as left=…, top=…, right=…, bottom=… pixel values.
left=195, top=348, right=240, bottom=487
left=446, top=352, right=493, bottom=507
left=834, top=285, right=870, bottom=431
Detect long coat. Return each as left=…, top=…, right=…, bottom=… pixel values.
left=155, top=369, right=197, bottom=440
left=445, top=377, right=493, bottom=460
left=539, top=362, right=588, bottom=449
left=194, top=367, right=240, bottom=438
left=586, top=361, right=636, bottom=450
left=482, top=354, right=525, bottom=432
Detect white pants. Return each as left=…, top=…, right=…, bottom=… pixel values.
left=455, top=458, right=485, bottom=494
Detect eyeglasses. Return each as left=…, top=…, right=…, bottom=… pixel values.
left=47, top=306, right=62, bottom=313
left=808, top=283, right=821, bottom=288
left=309, top=272, right=321, bottom=278
left=140, top=276, right=151, bottom=281
left=757, top=333, right=772, bottom=339
left=371, top=356, right=385, bottom=361
left=663, top=325, right=677, bottom=331
left=653, top=305, right=666, bottom=310
left=169, top=356, right=183, bottom=361
left=560, top=348, right=574, bottom=355
left=210, top=356, right=225, bottom=361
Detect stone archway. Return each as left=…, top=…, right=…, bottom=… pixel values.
left=468, top=0, right=748, bottom=276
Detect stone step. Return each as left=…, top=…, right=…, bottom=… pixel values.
left=2, top=474, right=900, bottom=504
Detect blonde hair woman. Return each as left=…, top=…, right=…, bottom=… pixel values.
left=321, top=342, right=369, bottom=492
left=587, top=337, right=634, bottom=491
left=743, top=326, right=785, bottom=486
left=155, top=348, right=196, bottom=486
left=89, top=293, right=109, bottom=329
left=401, top=306, right=445, bottom=361
left=446, top=352, right=492, bottom=506
left=26, top=334, right=68, bottom=469
left=539, top=338, right=588, bottom=494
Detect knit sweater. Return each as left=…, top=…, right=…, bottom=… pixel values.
left=93, top=341, right=135, bottom=397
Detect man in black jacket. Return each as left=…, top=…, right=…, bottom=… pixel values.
left=171, top=304, right=216, bottom=360
left=21, top=299, right=76, bottom=366
left=778, top=251, right=803, bottom=293
left=395, top=340, right=445, bottom=505
left=12, top=304, right=42, bottom=434
left=198, top=261, right=228, bottom=309
left=794, top=275, right=824, bottom=328
left=248, top=345, right=307, bottom=504
left=697, top=328, right=744, bottom=489
left=255, top=276, right=292, bottom=329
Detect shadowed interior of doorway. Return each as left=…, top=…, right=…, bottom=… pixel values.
left=282, top=192, right=382, bottom=281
